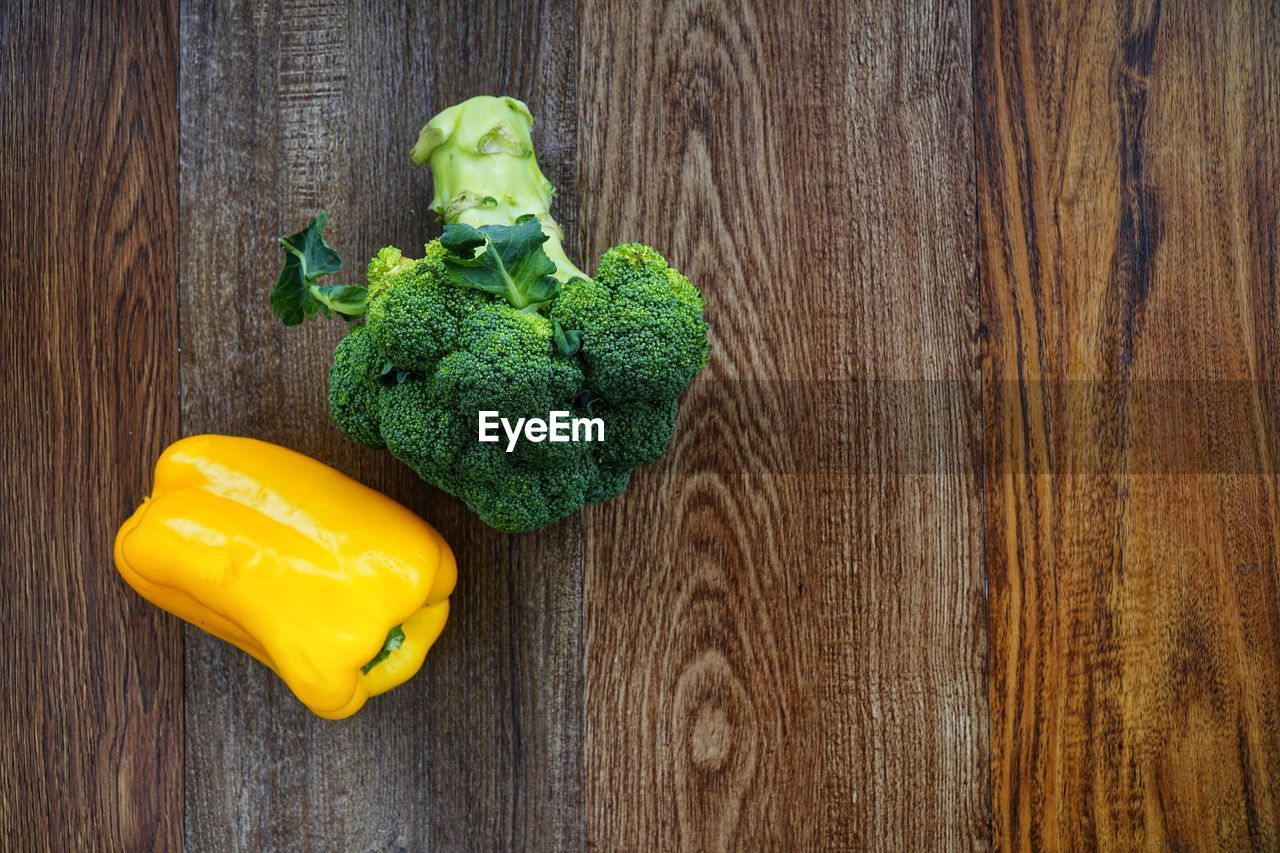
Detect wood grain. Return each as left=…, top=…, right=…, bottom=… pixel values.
left=178, top=0, right=584, bottom=848
left=7, top=0, right=1280, bottom=847
left=576, top=0, right=988, bottom=848
left=0, top=0, right=181, bottom=846
left=977, top=0, right=1280, bottom=847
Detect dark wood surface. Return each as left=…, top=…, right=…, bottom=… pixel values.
left=178, top=0, right=585, bottom=848
left=0, top=0, right=182, bottom=847
left=3, top=0, right=1277, bottom=849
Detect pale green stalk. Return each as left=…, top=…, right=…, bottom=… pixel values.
left=410, top=95, right=586, bottom=281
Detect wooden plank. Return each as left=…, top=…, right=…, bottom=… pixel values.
left=977, top=0, right=1280, bottom=847
left=178, top=0, right=582, bottom=847
left=0, top=0, right=181, bottom=846
left=577, top=0, right=988, bottom=848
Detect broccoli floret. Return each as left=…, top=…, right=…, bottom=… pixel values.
left=459, top=450, right=599, bottom=533
left=274, top=96, right=710, bottom=534
left=378, top=378, right=461, bottom=483
left=372, top=303, right=601, bottom=532
left=551, top=245, right=709, bottom=403
left=365, top=245, right=414, bottom=288
left=328, top=325, right=385, bottom=448
left=379, top=370, right=599, bottom=533
left=365, top=242, right=490, bottom=372
left=433, top=305, right=582, bottom=419
left=594, top=399, right=680, bottom=470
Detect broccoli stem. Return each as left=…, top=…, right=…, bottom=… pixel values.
left=411, top=96, right=587, bottom=282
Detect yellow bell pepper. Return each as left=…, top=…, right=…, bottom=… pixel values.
left=114, top=434, right=456, bottom=719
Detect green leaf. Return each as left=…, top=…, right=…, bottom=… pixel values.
left=311, top=283, right=368, bottom=319
left=270, top=212, right=367, bottom=324
left=553, top=320, right=583, bottom=356
left=376, top=361, right=412, bottom=387
left=440, top=217, right=560, bottom=309
left=439, top=222, right=488, bottom=257
left=360, top=625, right=406, bottom=674
left=572, top=387, right=601, bottom=416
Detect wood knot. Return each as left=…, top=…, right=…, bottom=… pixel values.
left=689, top=705, right=731, bottom=769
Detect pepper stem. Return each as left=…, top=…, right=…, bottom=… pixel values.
left=361, top=625, right=405, bottom=674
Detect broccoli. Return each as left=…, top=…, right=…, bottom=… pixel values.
left=270, top=96, right=710, bottom=532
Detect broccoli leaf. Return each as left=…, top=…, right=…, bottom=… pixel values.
left=377, top=361, right=413, bottom=387
left=360, top=625, right=406, bottom=674
left=552, top=320, right=583, bottom=356
left=270, top=212, right=368, bottom=324
left=440, top=216, right=559, bottom=309
left=312, top=284, right=369, bottom=320
left=438, top=222, right=488, bottom=257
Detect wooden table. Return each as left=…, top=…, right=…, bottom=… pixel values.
left=4, top=0, right=1277, bottom=848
